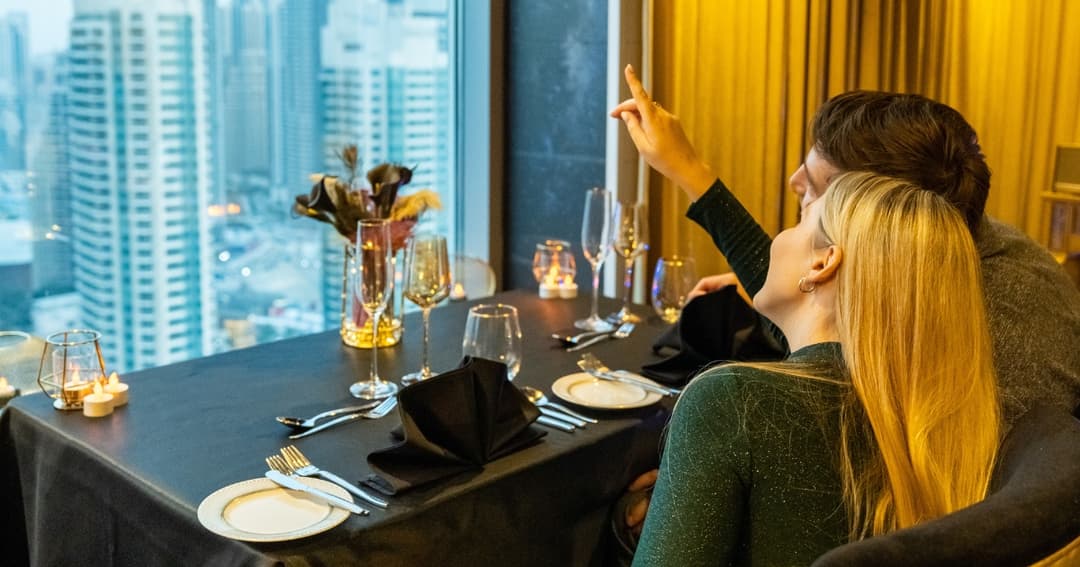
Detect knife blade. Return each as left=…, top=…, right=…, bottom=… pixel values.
left=536, top=415, right=576, bottom=432
left=264, top=470, right=368, bottom=515
left=581, top=367, right=681, bottom=397
left=538, top=406, right=588, bottom=427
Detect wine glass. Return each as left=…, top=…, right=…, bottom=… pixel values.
left=651, top=256, right=697, bottom=323
left=575, top=187, right=616, bottom=331
left=462, top=304, right=523, bottom=380
left=608, top=201, right=648, bottom=323
left=401, top=234, right=451, bottom=385
left=349, top=219, right=399, bottom=400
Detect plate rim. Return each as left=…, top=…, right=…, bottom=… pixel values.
left=197, top=476, right=352, bottom=542
left=550, top=372, right=662, bottom=410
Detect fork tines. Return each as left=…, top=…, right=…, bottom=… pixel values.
left=265, top=454, right=293, bottom=474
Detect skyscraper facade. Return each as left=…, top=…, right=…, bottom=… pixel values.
left=0, top=13, right=29, bottom=170
left=67, top=0, right=213, bottom=370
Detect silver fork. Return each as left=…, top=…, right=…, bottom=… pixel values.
left=578, top=353, right=681, bottom=397
left=265, top=455, right=368, bottom=515
left=280, top=445, right=388, bottom=509
left=289, top=396, right=398, bottom=440
left=565, top=322, right=635, bottom=352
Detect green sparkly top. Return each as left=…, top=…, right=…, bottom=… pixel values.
left=633, top=342, right=853, bottom=567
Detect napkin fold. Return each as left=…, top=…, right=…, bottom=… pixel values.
left=363, top=356, right=545, bottom=495
left=641, top=287, right=785, bottom=385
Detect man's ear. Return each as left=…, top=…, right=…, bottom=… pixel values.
left=805, top=244, right=843, bottom=286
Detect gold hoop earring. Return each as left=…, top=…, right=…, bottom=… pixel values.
left=798, top=276, right=816, bottom=293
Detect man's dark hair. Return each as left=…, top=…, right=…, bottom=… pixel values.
left=810, top=91, right=991, bottom=233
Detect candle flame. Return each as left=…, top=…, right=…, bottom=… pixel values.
left=109, top=372, right=120, bottom=386
left=71, top=368, right=82, bottom=383
left=0, top=377, right=7, bottom=388
left=93, top=382, right=104, bottom=396
left=452, top=282, right=466, bottom=297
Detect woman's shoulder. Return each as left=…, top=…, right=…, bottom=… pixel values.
left=682, top=360, right=844, bottom=421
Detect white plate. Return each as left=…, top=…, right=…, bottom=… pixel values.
left=197, top=477, right=352, bottom=542
left=551, top=372, right=663, bottom=410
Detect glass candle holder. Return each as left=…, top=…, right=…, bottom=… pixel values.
left=532, top=239, right=578, bottom=299
left=36, top=329, right=108, bottom=410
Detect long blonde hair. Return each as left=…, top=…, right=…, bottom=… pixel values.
left=821, top=171, right=1000, bottom=538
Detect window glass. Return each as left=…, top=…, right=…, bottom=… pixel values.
left=0, top=0, right=458, bottom=372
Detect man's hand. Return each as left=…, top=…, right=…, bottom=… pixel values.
left=625, top=469, right=658, bottom=536
left=610, top=65, right=716, bottom=201
left=688, top=272, right=752, bottom=306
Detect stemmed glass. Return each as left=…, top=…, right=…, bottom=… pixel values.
left=609, top=201, right=648, bottom=323
left=651, top=256, right=698, bottom=323
left=401, top=234, right=451, bottom=385
left=462, top=304, right=523, bottom=380
left=349, top=219, right=399, bottom=400
left=575, top=187, right=616, bottom=331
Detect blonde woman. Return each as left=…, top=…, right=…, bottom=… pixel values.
left=632, top=172, right=1001, bottom=566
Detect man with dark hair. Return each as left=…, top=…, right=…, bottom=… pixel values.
left=608, top=64, right=1080, bottom=553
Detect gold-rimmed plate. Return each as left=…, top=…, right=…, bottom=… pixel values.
left=197, top=477, right=352, bottom=542
left=551, top=372, right=663, bottom=410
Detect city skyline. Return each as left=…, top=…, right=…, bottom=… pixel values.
left=0, top=0, right=453, bottom=372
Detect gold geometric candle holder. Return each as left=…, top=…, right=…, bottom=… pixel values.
left=36, top=329, right=107, bottom=411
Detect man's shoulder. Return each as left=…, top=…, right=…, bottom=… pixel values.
left=978, top=217, right=1080, bottom=303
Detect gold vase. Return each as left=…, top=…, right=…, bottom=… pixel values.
left=340, top=244, right=403, bottom=348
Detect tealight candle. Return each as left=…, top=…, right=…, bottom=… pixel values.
left=558, top=281, right=579, bottom=299
left=82, top=383, right=114, bottom=418
left=0, top=377, right=16, bottom=406
left=450, top=282, right=467, bottom=301
left=104, top=372, right=128, bottom=407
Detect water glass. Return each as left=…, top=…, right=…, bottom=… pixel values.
left=651, top=256, right=697, bottom=323
left=462, top=304, right=523, bottom=380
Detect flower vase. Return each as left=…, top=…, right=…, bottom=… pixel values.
left=341, top=243, right=403, bottom=349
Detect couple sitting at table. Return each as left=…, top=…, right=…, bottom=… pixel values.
left=608, top=64, right=1080, bottom=565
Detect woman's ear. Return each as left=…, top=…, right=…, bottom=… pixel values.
left=805, top=244, right=843, bottom=286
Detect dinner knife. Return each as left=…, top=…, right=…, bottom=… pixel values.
left=538, top=406, right=588, bottom=427
left=581, top=367, right=681, bottom=397
left=536, top=415, right=576, bottom=432
left=265, top=470, right=368, bottom=515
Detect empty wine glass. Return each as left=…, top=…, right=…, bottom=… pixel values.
left=575, top=187, right=616, bottom=331
left=349, top=219, right=399, bottom=400
left=462, top=304, right=523, bottom=380
left=401, top=234, right=451, bottom=385
left=608, top=201, right=648, bottom=323
left=651, top=256, right=697, bottom=323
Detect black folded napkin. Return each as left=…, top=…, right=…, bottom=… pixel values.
left=363, top=356, right=545, bottom=495
left=641, top=287, right=785, bottom=385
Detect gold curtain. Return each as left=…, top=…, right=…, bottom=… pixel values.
left=650, top=0, right=1080, bottom=275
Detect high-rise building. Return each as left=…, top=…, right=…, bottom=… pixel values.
left=27, top=54, right=74, bottom=297
left=67, top=0, right=214, bottom=371
left=222, top=0, right=271, bottom=208
left=318, top=0, right=451, bottom=327
left=0, top=13, right=29, bottom=170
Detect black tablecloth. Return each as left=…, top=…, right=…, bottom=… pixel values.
left=0, top=290, right=671, bottom=566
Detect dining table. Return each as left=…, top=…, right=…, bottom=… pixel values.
left=0, top=289, right=676, bottom=566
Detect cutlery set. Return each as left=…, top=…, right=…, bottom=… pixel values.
left=265, top=445, right=387, bottom=516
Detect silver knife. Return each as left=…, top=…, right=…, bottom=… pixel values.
left=264, top=470, right=368, bottom=515
left=538, top=406, right=588, bottom=427
left=582, top=367, right=681, bottom=397
left=536, top=415, right=575, bottom=432
left=289, top=412, right=365, bottom=440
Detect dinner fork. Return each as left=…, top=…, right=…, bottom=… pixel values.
left=280, top=445, right=389, bottom=509
left=578, top=353, right=681, bottom=397
left=264, top=455, right=368, bottom=515
left=289, top=396, right=398, bottom=440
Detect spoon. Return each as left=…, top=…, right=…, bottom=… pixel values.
left=521, top=386, right=598, bottom=424
left=276, top=401, right=382, bottom=430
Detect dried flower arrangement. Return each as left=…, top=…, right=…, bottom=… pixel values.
left=293, top=144, right=441, bottom=249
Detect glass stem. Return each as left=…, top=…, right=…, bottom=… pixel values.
left=420, top=307, right=431, bottom=378
left=621, top=258, right=634, bottom=311
left=591, top=260, right=601, bottom=320
left=369, top=311, right=381, bottom=385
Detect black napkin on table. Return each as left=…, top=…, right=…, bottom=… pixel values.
left=641, top=287, right=785, bottom=385
left=363, top=356, right=545, bottom=495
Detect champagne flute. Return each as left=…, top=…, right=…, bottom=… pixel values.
left=609, top=201, right=648, bottom=323
left=462, top=304, right=523, bottom=380
left=651, top=256, right=697, bottom=323
left=575, top=187, right=616, bottom=331
left=401, top=234, right=451, bottom=385
left=349, top=219, right=399, bottom=400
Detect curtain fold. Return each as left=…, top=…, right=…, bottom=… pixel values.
left=649, top=0, right=1080, bottom=277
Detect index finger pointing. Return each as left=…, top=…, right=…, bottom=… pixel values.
left=624, top=64, right=655, bottom=121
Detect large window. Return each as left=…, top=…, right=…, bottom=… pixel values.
left=0, top=0, right=470, bottom=372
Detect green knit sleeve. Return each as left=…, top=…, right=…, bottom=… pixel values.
left=686, top=179, right=773, bottom=298
left=632, top=368, right=753, bottom=566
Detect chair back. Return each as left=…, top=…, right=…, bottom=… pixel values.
left=811, top=404, right=1080, bottom=567
left=450, top=255, right=496, bottom=301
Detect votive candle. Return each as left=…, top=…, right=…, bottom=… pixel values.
left=104, top=372, right=128, bottom=407
left=82, top=383, right=114, bottom=418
